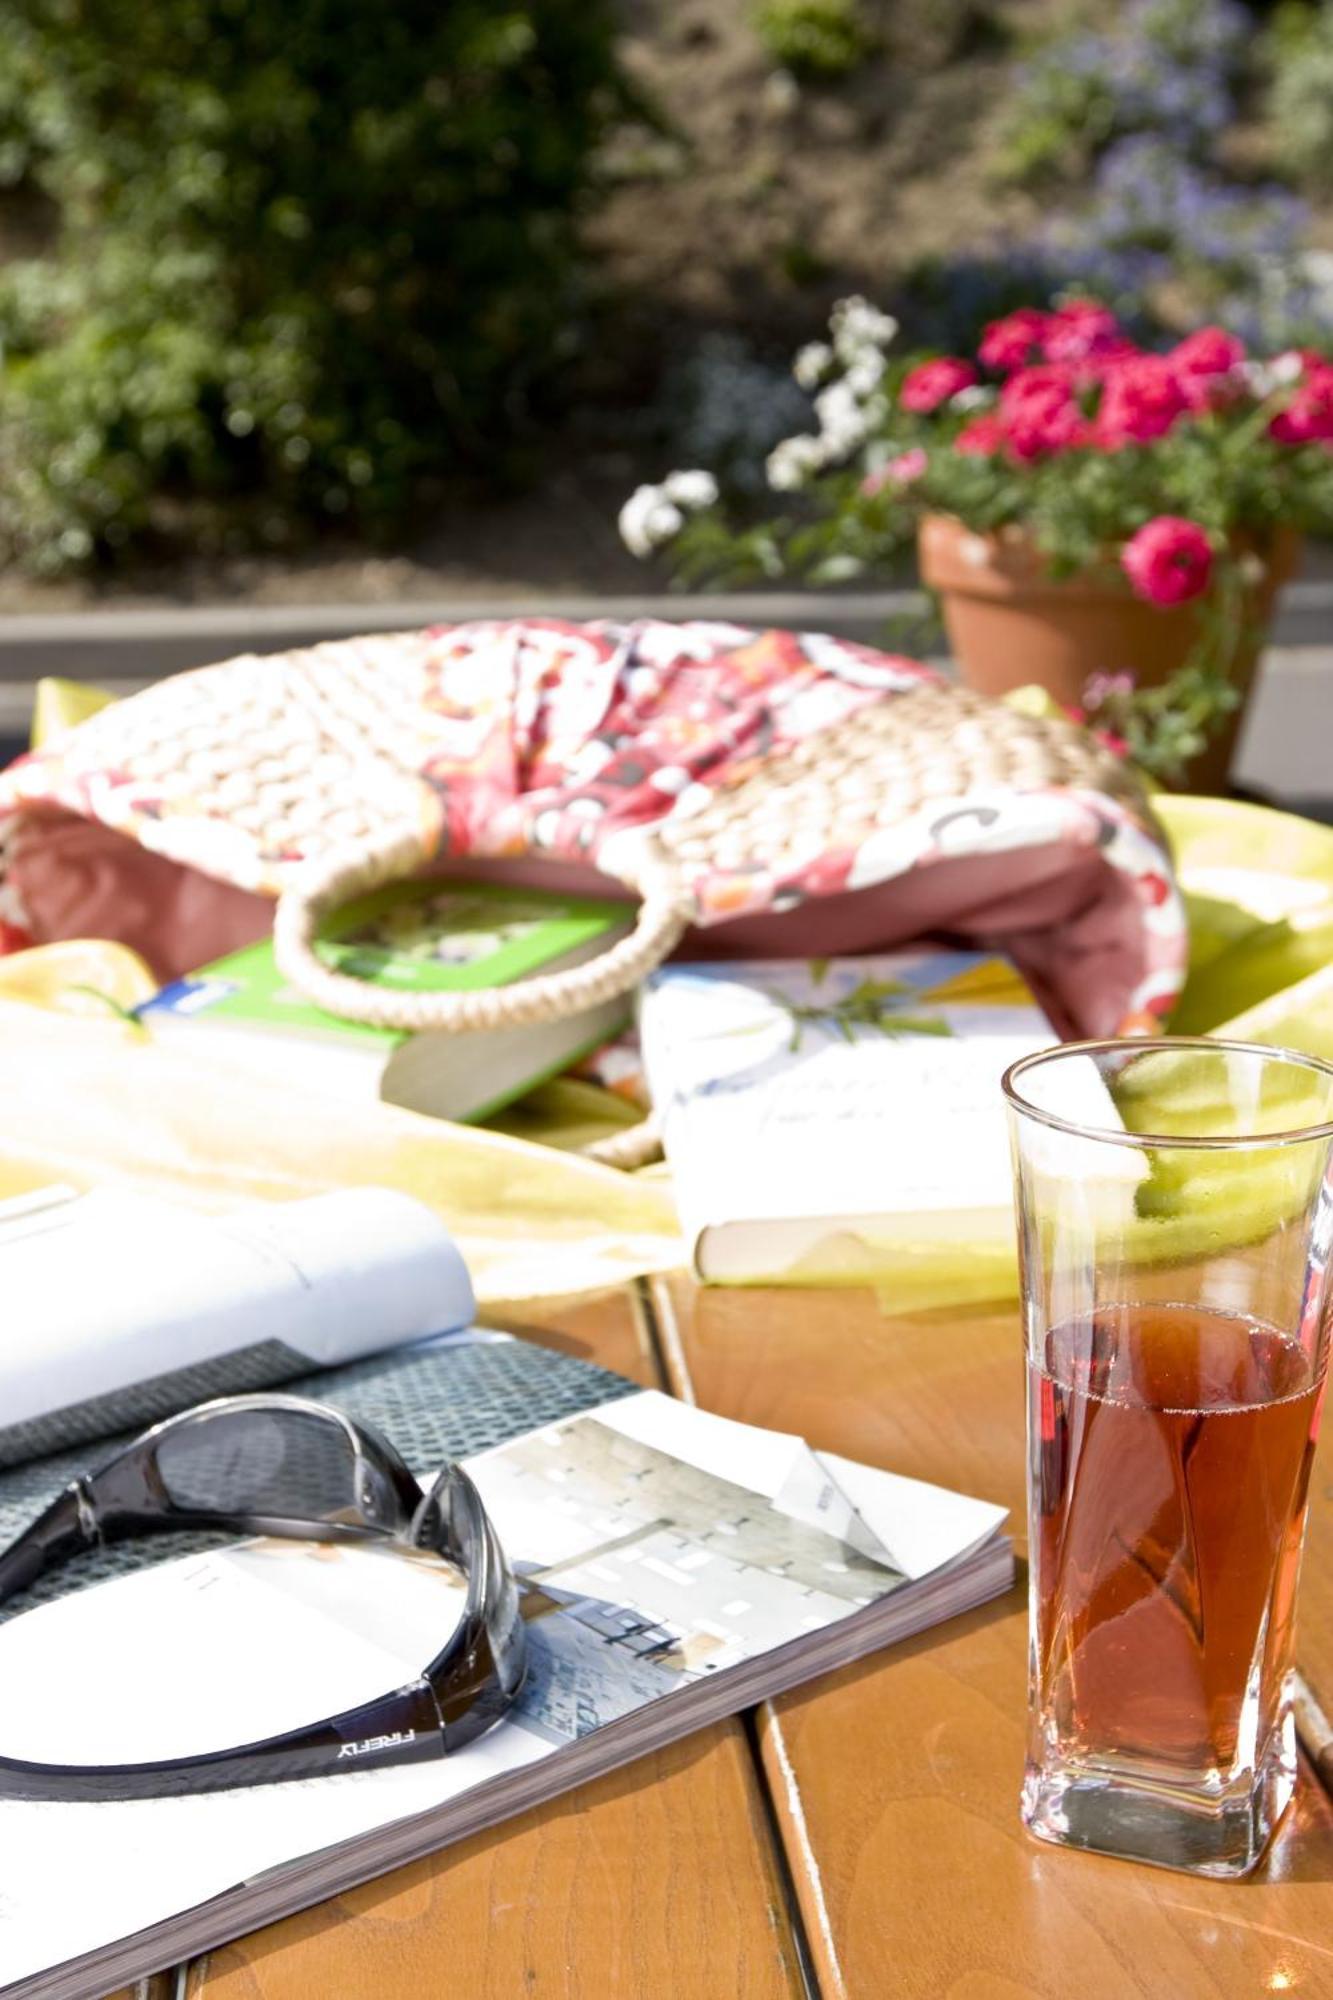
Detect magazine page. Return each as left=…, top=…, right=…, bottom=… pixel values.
left=0, top=1391, right=1006, bottom=1996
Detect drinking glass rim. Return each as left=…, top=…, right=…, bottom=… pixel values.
left=1002, top=1036, right=1333, bottom=1153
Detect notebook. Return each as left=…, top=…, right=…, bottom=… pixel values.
left=638, top=950, right=1057, bottom=1284
left=0, top=1327, right=1011, bottom=1999
left=136, top=879, right=635, bottom=1124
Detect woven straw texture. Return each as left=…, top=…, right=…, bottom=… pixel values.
left=0, top=619, right=1186, bottom=1044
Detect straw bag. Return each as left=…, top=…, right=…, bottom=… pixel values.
left=0, top=618, right=1186, bottom=1064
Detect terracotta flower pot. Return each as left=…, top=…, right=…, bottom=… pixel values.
left=917, top=513, right=1299, bottom=793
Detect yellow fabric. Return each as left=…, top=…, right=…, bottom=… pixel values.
left=0, top=965, right=684, bottom=1307
left=486, top=1076, right=648, bottom=1155
left=1156, top=795, right=1333, bottom=1029
left=0, top=937, right=158, bottom=1015
left=31, top=676, right=117, bottom=747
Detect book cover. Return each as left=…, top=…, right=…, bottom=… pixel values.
left=136, top=881, right=636, bottom=1124
left=142, top=880, right=635, bottom=1046
left=638, top=951, right=1057, bottom=1285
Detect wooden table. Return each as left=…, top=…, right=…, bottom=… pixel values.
left=124, top=1279, right=1333, bottom=2000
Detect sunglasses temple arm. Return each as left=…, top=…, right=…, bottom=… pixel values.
left=0, top=1479, right=99, bottom=1606
left=0, top=1677, right=449, bottom=1802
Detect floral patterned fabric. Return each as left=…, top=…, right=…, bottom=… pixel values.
left=0, top=617, right=1187, bottom=1034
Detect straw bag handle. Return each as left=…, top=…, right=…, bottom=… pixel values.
left=272, top=833, right=690, bottom=1035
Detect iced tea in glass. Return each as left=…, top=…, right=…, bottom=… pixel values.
left=1005, top=1039, right=1333, bottom=1876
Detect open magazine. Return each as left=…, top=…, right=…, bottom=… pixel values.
left=0, top=1325, right=1011, bottom=2000
left=0, top=1184, right=475, bottom=1466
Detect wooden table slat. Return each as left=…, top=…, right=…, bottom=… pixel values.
left=184, top=1723, right=807, bottom=2000
left=482, top=1285, right=662, bottom=1389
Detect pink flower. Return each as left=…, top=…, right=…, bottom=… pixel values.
left=1042, top=299, right=1122, bottom=365
left=954, top=415, right=1006, bottom=456
left=1269, top=365, right=1333, bottom=444
left=888, top=446, right=927, bottom=483
left=999, top=366, right=1083, bottom=458
left=860, top=448, right=926, bottom=495
left=1084, top=670, right=1135, bottom=708
left=1170, top=327, right=1245, bottom=409
left=1121, top=517, right=1214, bottom=606
left=1094, top=356, right=1187, bottom=445
left=1171, top=327, right=1244, bottom=379
left=899, top=357, right=979, bottom=412
left=1007, top=405, right=1084, bottom=460
left=999, top=364, right=1075, bottom=409
left=978, top=309, right=1048, bottom=373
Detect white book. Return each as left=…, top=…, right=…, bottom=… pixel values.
left=0, top=1185, right=475, bottom=1467
left=639, top=952, right=1057, bottom=1284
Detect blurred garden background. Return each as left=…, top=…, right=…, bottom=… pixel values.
left=4, top=0, right=1333, bottom=609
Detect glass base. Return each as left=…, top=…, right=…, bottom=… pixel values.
left=1021, top=1711, right=1297, bottom=1878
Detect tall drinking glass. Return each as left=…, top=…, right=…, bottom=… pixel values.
left=1004, top=1037, right=1333, bottom=1878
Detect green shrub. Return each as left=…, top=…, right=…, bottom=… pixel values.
left=751, top=0, right=873, bottom=78
left=0, top=0, right=627, bottom=571
left=1265, top=2, right=1333, bottom=192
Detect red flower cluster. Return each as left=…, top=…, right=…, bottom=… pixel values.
left=876, top=303, right=1333, bottom=623
left=978, top=299, right=1129, bottom=378
left=898, top=302, right=1292, bottom=465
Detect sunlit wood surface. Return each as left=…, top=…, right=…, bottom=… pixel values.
left=183, top=1723, right=806, bottom=2000
left=655, top=1276, right=1333, bottom=2000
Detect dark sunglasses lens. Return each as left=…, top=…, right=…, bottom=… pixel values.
left=152, top=1406, right=360, bottom=1521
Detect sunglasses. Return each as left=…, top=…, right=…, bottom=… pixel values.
left=0, top=1394, right=526, bottom=1800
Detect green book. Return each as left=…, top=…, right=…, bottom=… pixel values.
left=137, top=880, right=636, bottom=1124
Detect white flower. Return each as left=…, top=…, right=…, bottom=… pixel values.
left=829, top=295, right=898, bottom=366
left=1240, top=360, right=1278, bottom=396
left=815, top=381, right=881, bottom=458
left=1243, top=352, right=1303, bottom=398
left=793, top=341, right=833, bottom=390
left=844, top=350, right=886, bottom=398
left=951, top=384, right=996, bottom=411
left=618, top=484, right=686, bottom=558
left=765, top=434, right=826, bottom=491
left=662, top=468, right=719, bottom=510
